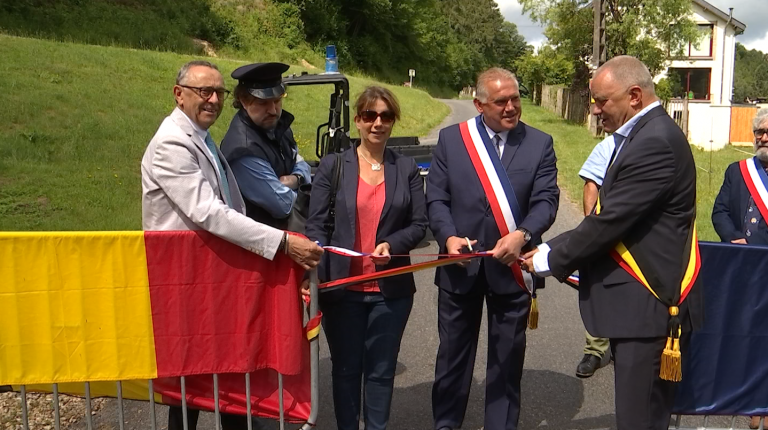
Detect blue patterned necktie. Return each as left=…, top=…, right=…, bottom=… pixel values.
left=204, top=133, right=233, bottom=208
left=493, top=134, right=502, bottom=159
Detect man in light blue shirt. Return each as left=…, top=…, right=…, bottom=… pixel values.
left=575, top=135, right=614, bottom=378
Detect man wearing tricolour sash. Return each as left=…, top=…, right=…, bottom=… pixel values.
left=712, top=108, right=768, bottom=430
left=713, top=108, right=768, bottom=247
left=426, top=68, right=559, bottom=430
left=522, top=56, right=704, bottom=430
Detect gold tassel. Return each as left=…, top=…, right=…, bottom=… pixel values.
left=527, top=296, right=539, bottom=330
left=660, top=307, right=682, bottom=382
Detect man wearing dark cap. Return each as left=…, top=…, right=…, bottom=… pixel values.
left=221, top=62, right=310, bottom=230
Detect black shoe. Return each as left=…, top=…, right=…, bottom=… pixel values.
left=576, top=354, right=603, bottom=378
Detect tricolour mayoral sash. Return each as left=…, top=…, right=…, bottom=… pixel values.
left=739, top=156, right=768, bottom=221
left=595, top=193, right=700, bottom=382
left=459, top=116, right=538, bottom=329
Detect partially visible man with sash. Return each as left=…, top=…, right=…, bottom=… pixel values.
left=427, top=67, right=559, bottom=430
left=712, top=108, right=768, bottom=246
left=711, top=108, right=768, bottom=430
left=522, top=56, right=704, bottom=430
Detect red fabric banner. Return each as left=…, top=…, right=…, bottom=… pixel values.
left=144, top=230, right=311, bottom=421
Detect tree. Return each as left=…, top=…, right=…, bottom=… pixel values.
left=519, top=0, right=701, bottom=89
left=282, top=0, right=530, bottom=91
left=515, top=45, right=574, bottom=100
left=733, top=43, right=768, bottom=102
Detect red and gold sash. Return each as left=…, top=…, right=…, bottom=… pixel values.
left=595, top=196, right=700, bottom=381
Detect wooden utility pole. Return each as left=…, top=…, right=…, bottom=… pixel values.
left=589, top=0, right=607, bottom=136
left=592, top=0, right=606, bottom=68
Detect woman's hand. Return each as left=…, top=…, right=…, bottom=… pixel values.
left=300, top=278, right=311, bottom=296
left=371, top=242, right=392, bottom=265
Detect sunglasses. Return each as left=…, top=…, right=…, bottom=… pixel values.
left=755, top=129, right=768, bottom=139
left=360, top=110, right=396, bottom=124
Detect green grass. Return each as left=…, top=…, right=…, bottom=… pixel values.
left=520, top=99, right=747, bottom=242
left=0, top=35, right=449, bottom=231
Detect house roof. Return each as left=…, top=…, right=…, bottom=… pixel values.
left=693, top=0, right=746, bottom=33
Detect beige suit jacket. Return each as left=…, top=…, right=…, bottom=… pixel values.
left=141, top=107, right=282, bottom=260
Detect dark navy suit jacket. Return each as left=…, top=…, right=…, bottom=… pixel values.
left=426, top=118, right=559, bottom=295
left=306, top=146, right=428, bottom=300
left=712, top=160, right=768, bottom=245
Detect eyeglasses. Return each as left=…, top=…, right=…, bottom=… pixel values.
left=179, top=85, right=231, bottom=101
left=360, top=110, right=396, bottom=124
left=755, top=129, right=768, bottom=139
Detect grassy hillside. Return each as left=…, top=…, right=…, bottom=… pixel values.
left=0, top=35, right=449, bottom=231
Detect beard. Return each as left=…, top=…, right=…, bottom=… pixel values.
left=755, top=145, right=768, bottom=163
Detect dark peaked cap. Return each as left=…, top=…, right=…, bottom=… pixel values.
left=231, top=62, right=289, bottom=99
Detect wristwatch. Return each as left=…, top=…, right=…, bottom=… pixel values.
left=516, top=227, right=532, bottom=243
left=293, top=173, right=305, bottom=186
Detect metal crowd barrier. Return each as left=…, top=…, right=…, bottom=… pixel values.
left=10, top=269, right=321, bottom=430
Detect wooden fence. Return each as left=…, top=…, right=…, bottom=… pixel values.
left=537, top=84, right=590, bottom=124
left=663, top=98, right=689, bottom=137
left=730, top=105, right=760, bottom=144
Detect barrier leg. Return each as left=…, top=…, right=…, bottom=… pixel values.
left=245, top=373, right=252, bottom=430
left=149, top=379, right=157, bottom=430
left=760, top=416, right=765, bottom=430
left=53, top=383, right=61, bottom=430
left=675, top=414, right=681, bottom=429
left=301, top=268, right=320, bottom=430
left=278, top=373, right=285, bottom=430
left=214, top=374, right=221, bottom=430
left=85, top=382, right=93, bottom=430
left=20, top=385, right=29, bottom=430
left=704, top=415, right=709, bottom=429
left=729, top=415, right=736, bottom=430
left=181, top=376, right=189, bottom=430
left=117, top=381, right=125, bottom=430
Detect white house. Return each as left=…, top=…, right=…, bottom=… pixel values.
left=657, top=0, right=746, bottom=150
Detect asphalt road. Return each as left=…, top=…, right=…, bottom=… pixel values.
left=419, top=99, right=480, bottom=146
left=76, top=100, right=745, bottom=430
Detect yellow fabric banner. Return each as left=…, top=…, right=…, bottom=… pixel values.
left=0, top=232, right=158, bottom=385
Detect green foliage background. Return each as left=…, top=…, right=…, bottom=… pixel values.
left=733, top=43, right=768, bottom=102
left=0, top=0, right=531, bottom=95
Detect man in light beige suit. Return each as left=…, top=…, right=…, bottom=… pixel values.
left=141, top=60, right=323, bottom=430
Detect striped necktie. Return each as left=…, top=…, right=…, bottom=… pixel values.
left=204, top=133, right=233, bottom=208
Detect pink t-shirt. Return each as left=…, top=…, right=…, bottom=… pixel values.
left=348, top=177, right=386, bottom=293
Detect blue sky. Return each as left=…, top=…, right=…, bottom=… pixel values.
left=495, top=0, right=768, bottom=52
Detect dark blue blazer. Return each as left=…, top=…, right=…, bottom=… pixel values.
left=712, top=161, right=768, bottom=245
left=306, top=146, right=428, bottom=300
left=426, top=118, right=559, bottom=295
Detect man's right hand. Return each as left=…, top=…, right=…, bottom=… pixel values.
left=446, top=236, right=477, bottom=267
left=731, top=238, right=747, bottom=244
left=286, top=235, right=324, bottom=270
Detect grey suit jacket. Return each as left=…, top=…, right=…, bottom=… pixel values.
left=141, top=107, right=283, bottom=259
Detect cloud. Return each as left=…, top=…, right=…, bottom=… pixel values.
left=494, top=0, right=545, bottom=47
left=742, top=30, right=768, bottom=52
left=705, top=0, right=767, bottom=53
